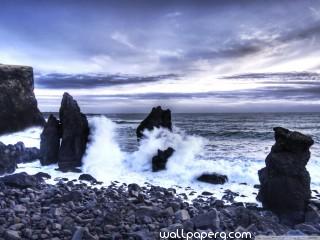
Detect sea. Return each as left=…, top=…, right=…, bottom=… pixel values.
left=0, top=113, right=319, bottom=203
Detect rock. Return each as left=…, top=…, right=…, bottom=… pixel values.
left=136, top=106, right=172, bottom=140
left=222, top=190, right=239, bottom=203
left=40, top=115, right=61, bottom=165
left=152, top=147, right=174, bottom=172
left=305, top=204, right=320, bottom=223
left=4, top=230, right=21, bottom=240
left=0, top=142, right=16, bottom=175
left=14, top=204, right=27, bottom=213
left=286, top=230, right=306, bottom=236
left=197, top=173, right=228, bottom=184
left=71, top=227, right=84, bottom=240
left=58, top=93, right=89, bottom=171
left=13, top=142, right=41, bottom=164
left=128, top=230, right=155, bottom=240
left=0, top=172, right=42, bottom=188
left=294, top=223, right=320, bottom=235
left=34, top=172, right=51, bottom=180
left=191, top=209, right=220, bottom=230
left=175, top=209, right=190, bottom=221
left=79, top=174, right=97, bottom=183
left=201, top=191, right=213, bottom=196
left=0, top=64, right=45, bottom=135
left=128, top=183, right=141, bottom=197
left=135, top=206, right=161, bottom=218
left=0, top=142, right=41, bottom=175
left=257, top=127, right=314, bottom=225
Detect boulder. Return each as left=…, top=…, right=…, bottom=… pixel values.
left=12, top=142, right=41, bottom=164
left=0, top=142, right=16, bottom=175
left=79, top=174, right=97, bottom=183
left=197, top=173, right=228, bottom=184
left=136, top=106, right=172, bottom=140
left=0, top=142, right=41, bottom=175
left=0, top=172, right=43, bottom=189
left=40, top=114, right=61, bottom=165
left=58, top=93, right=89, bottom=170
left=191, top=209, right=220, bottom=230
left=0, top=64, right=45, bottom=135
left=257, top=127, right=314, bottom=225
left=152, top=147, right=174, bottom=172
left=34, top=172, right=52, bottom=180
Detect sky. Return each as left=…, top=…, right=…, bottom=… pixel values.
left=1, top=0, right=320, bottom=113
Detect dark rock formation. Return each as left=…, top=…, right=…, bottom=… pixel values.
left=0, top=142, right=41, bottom=175
left=40, top=115, right=61, bottom=165
left=136, top=106, right=172, bottom=140
left=152, top=147, right=174, bottom=172
left=79, top=174, right=98, bottom=183
left=0, top=172, right=43, bottom=188
left=0, top=142, right=15, bottom=175
left=257, top=127, right=314, bottom=225
left=0, top=64, right=45, bottom=135
left=34, top=172, right=51, bottom=180
left=197, top=173, right=228, bottom=184
left=58, top=93, right=89, bottom=171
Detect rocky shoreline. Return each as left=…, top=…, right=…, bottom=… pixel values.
left=0, top=64, right=320, bottom=239
left=0, top=172, right=319, bottom=240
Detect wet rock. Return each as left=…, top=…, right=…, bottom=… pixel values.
left=0, top=64, right=45, bottom=135
left=0, top=172, right=43, bottom=188
left=34, top=172, right=51, bottom=180
left=40, top=115, right=61, bottom=165
left=152, top=147, right=174, bottom=172
left=257, top=127, right=314, bottom=225
left=136, top=106, right=172, bottom=140
left=201, top=191, right=213, bottom=196
left=197, top=173, right=228, bottom=184
left=4, top=230, right=21, bottom=240
left=304, top=204, right=320, bottom=223
left=191, top=209, right=220, bottom=230
left=0, top=142, right=41, bottom=175
left=79, top=174, right=97, bottom=183
left=71, top=227, right=84, bottom=240
left=0, top=142, right=16, bottom=175
left=222, top=190, right=239, bottom=203
left=175, top=209, right=190, bottom=221
left=253, top=184, right=261, bottom=189
left=58, top=93, right=89, bottom=171
left=294, top=223, right=320, bottom=235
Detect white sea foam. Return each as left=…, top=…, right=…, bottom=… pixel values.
left=1, top=115, right=319, bottom=204
left=82, top=117, right=126, bottom=182
left=0, top=127, right=42, bottom=148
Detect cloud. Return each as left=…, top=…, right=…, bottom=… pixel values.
left=35, top=73, right=179, bottom=89
left=111, top=32, right=136, bottom=49
left=2, top=0, right=320, bottom=112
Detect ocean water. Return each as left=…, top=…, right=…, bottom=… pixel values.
left=0, top=113, right=320, bottom=203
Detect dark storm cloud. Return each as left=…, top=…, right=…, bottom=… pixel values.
left=223, top=72, right=320, bottom=80
left=2, top=0, right=320, bottom=112
left=2, top=0, right=320, bottom=74
left=73, top=84, right=320, bottom=101
left=35, top=73, right=178, bottom=89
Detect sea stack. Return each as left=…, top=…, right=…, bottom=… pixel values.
left=136, top=106, right=172, bottom=140
left=257, top=127, right=314, bottom=225
left=40, top=115, right=61, bottom=166
left=0, top=64, right=45, bottom=135
left=58, top=93, right=89, bottom=170
left=40, top=93, right=89, bottom=171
